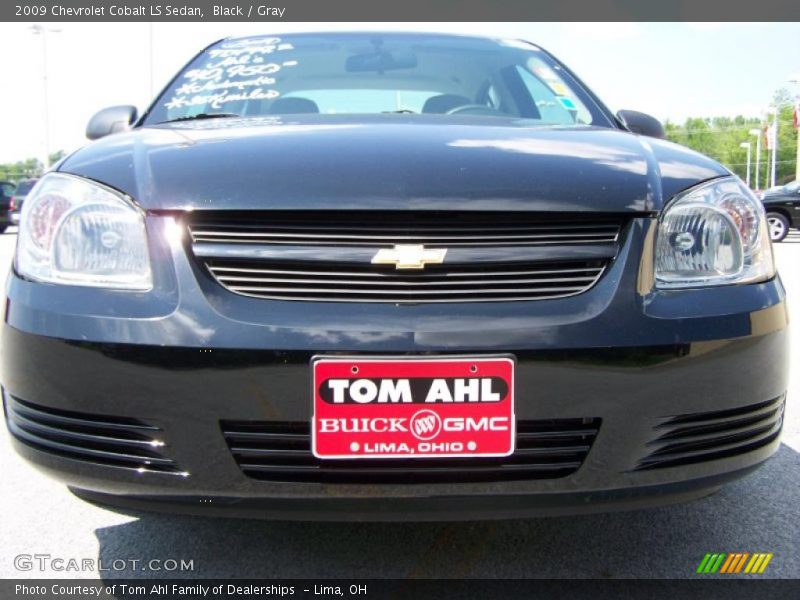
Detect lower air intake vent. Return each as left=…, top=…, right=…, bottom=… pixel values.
left=221, top=418, right=601, bottom=483
left=636, top=396, right=784, bottom=471
left=4, top=394, right=184, bottom=475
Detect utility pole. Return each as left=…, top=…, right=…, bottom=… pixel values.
left=770, top=111, right=778, bottom=188
left=149, top=23, right=155, bottom=97
left=739, top=142, right=752, bottom=187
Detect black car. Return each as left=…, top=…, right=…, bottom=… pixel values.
left=2, top=33, right=788, bottom=520
left=8, top=178, right=38, bottom=227
left=0, top=181, right=14, bottom=233
left=762, top=180, right=800, bottom=242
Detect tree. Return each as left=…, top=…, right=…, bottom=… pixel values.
left=0, top=150, right=68, bottom=182
left=664, top=91, right=797, bottom=189
left=0, top=158, right=43, bottom=182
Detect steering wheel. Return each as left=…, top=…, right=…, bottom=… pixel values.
left=445, top=104, right=502, bottom=116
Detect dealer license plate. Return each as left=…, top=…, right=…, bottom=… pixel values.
left=312, top=356, right=515, bottom=459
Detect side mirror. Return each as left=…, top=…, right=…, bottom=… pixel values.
left=86, top=105, right=138, bottom=140
left=617, top=109, right=665, bottom=139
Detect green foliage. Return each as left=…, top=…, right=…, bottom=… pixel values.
left=664, top=92, right=797, bottom=189
left=49, top=149, right=66, bottom=165
left=0, top=150, right=66, bottom=183
left=0, top=157, right=43, bottom=182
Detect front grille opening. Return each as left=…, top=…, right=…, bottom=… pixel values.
left=221, top=418, right=601, bottom=484
left=188, top=211, right=624, bottom=304
left=203, top=258, right=608, bottom=303
left=188, top=211, right=623, bottom=248
left=635, top=396, right=784, bottom=471
left=4, top=394, right=185, bottom=475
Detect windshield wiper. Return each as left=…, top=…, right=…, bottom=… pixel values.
left=160, top=113, right=241, bottom=124
left=383, top=110, right=416, bottom=114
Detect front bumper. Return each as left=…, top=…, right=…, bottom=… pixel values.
left=1, top=216, right=790, bottom=520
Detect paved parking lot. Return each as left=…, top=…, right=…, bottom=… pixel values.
left=0, top=228, right=798, bottom=579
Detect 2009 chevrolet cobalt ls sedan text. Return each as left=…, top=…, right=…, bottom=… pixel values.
left=2, top=33, right=788, bottom=520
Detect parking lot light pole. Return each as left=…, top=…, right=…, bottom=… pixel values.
left=790, top=76, right=800, bottom=181
left=749, top=128, right=762, bottom=191
left=29, top=25, right=61, bottom=173
left=739, top=142, right=752, bottom=187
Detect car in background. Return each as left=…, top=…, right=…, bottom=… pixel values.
left=0, top=181, right=15, bottom=233
left=9, top=179, right=38, bottom=226
left=762, top=180, right=799, bottom=242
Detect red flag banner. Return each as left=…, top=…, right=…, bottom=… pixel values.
left=764, top=124, right=774, bottom=150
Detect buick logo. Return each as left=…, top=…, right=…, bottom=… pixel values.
left=409, top=410, right=442, bottom=441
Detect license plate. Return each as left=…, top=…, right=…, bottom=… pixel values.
left=312, top=356, right=515, bottom=459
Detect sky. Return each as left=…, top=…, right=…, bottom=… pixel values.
left=0, top=21, right=798, bottom=164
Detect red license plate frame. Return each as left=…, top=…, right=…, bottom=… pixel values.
left=311, top=355, right=515, bottom=460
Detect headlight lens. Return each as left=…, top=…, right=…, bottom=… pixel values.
left=655, top=177, right=774, bottom=289
left=16, top=173, right=152, bottom=290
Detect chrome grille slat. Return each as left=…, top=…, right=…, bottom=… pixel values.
left=223, top=285, right=591, bottom=296
left=191, top=228, right=620, bottom=236
left=192, top=222, right=620, bottom=233
left=189, top=218, right=622, bottom=248
left=209, top=265, right=605, bottom=278
left=189, top=212, right=622, bottom=303
left=213, top=275, right=600, bottom=286
left=191, top=231, right=620, bottom=246
left=7, top=421, right=175, bottom=465
left=7, top=409, right=166, bottom=450
left=9, top=399, right=159, bottom=432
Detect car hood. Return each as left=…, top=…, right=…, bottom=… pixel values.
left=762, top=190, right=794, bottom=202
left=59, top=114, right=728, bottom=213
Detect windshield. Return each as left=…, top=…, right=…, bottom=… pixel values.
left=144, top=33, right=611, bottom=127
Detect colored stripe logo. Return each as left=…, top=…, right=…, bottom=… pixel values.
left=697, top=553, right=773, bottom=574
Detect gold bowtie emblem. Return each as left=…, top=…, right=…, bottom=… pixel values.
left=371, top=245, right=447, bottom=270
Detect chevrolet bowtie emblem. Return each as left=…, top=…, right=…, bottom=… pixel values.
left=371, top=245, right=447, bottom=270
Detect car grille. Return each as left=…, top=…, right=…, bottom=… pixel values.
left=220, top=418, right=601, bottom=483
left=189, top=212, right=622, bottom=247
left=202, top=260, right=609, bottom=303
left=3, top=394, right=185, bottom=475
left=635, top=396, right=784, bottom=471
left=188, top=211, right=623, bottom=303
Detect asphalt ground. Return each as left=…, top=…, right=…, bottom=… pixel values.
left=1, top=227, right=798, bottom=580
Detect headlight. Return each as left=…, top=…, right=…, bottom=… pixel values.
left=16, top=173, right=152, bottom=290
left=655, top=177, right=775, bottom=289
